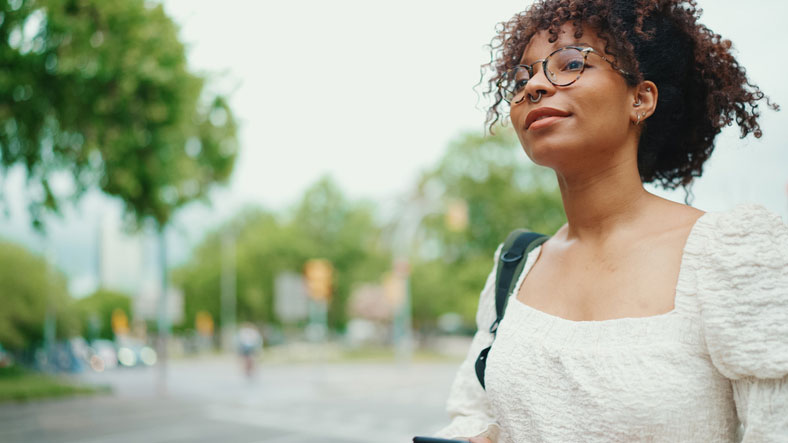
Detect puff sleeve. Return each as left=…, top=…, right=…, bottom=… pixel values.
left=433, top=245, right=502, bottom=442
left=695, top=205, right=788, bottom=441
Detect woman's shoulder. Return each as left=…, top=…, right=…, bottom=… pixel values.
left=689, top=203, right=787, bottom=259
left=687, top=204, right=788, bottom=379
left=700, top=202, right=786, bottom=231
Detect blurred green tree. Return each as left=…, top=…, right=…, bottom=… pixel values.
left=289, top=177, right=391, bottom=328
left=1, top=0, right=238, bottom=349
left=174, top=207, right=272, bottom=331
left=74, top=288, right=131, bottom=340
left=410, top=128, right=566, bottom=328
left=175, top=177, right=390, bottom=331
left=0, top=240, right=78, bottom=351
left=1, top=0, right=238, bottom=227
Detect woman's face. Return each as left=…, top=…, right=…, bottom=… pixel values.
left=509, top=24, right=635, bottom=175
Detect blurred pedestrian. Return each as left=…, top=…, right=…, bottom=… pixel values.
left=237, top=323, right=262, bottom=379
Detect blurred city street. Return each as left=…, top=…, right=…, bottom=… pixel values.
left=0, top=351, right=462, bottom=443
left=2, top=2, right=785, bottom=443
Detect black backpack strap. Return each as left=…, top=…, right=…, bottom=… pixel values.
left=475, top=230, right=548, bottom=389
left=492, top=230, right=548, bottom=334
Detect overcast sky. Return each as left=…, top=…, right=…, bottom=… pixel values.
left=2, top=0, right=787, bottom=295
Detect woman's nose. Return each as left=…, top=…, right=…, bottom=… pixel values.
left=523, top=63, right=554, bottom=100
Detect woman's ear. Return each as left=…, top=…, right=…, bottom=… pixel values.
left=631, top=81, right=658, bottom=126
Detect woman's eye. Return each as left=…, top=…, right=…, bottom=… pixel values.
left=514, top=79, right=528, bottom=91
left=561, top=60, right=584, bottom=71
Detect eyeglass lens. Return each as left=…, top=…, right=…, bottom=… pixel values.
left=503, top=47, right=586, bottom=103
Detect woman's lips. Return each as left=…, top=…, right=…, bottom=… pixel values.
left=525, top=107, right=571, bottom=130
left=528, top=115, right=568, bottom=130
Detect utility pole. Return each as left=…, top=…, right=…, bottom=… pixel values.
left=156, top=225, right=169, bottom=395
left=44, top=244, right=57, bottom=372
left=221, top=229, right=237, bottom=352
left=390, top=259, right=412, bottom=364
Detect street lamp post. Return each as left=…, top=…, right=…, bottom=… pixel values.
left=156, top=226, right=169, bottom=395
left=44, top=245, right=57, bottom=372
left=391, top=259, right=412, bottom=364
left=389, top=188, right=465, bottom=364
left=221, top=229, right=237, bottom=352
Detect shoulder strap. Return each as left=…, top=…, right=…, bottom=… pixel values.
left=491, top=229, right=549, bottom=334
left=475, top=229, right=548, bottom=389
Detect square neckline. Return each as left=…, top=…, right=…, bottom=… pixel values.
left=508, top=211, right=710, bottom=325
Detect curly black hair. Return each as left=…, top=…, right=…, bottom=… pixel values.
left=484, top=0, right=778, bottom=190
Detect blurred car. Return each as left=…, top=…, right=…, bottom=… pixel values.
left=32, top=340, right=85, bottom=373
left=116, top=338, right=157, bottom=368
left=88, top=339, right=118, bottom=372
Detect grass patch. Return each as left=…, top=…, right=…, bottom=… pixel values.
left=0, top=366, right=109, bottom=403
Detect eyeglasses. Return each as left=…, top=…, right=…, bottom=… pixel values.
left=497, top=46, right=632, bottom=104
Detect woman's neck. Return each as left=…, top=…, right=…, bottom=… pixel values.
left=555, top=158, right=651, bottom=242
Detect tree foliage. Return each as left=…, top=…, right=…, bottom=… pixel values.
left=174, top=177, right=391, bottom=331
left=410, top=128, right=566, bottom=328
left=0, top=0, right=238, bottom=227
left=0, top=240, right=78, bottom=351
left=176, top=130, right=566, bottom=334
left=74, top=287, right=131, bottom=340
left=419, top=128, right=566, bottom=257
left=289, top=177, right=390, bottom=327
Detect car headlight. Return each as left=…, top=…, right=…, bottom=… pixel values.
left=117, top=347, right=137, bottom=367
left=140, top=347, right=157, bottom=366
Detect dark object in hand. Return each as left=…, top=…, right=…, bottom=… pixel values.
left=413, top=437, right=469, bottom=443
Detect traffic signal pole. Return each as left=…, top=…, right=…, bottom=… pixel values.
left=304, top=259, right=333, bottom=342
left=389, top=191, right=467, bottom=365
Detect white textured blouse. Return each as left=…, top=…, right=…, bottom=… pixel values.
left=435, top=205, right=788, bottom=442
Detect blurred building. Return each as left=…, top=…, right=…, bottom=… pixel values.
left=348, top=283, right=394, bottom=322
left=345, top=284, right=395, bottom=347
left=274, top=271, right=309, bottom=324
left=98, top=214, right=144, bottom=295
left=135, top=279, right=184, bottom=326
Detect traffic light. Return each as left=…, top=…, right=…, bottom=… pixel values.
left=195, top=311, right=214, bottom=337
left=304, top=259, right=333, bottom=302
left=111, top=308, right=130, bottom=336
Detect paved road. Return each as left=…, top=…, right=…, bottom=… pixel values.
left=0, top=354, right=465, bottom=443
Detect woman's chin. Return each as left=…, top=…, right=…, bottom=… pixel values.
left=522, top=142, right=575, bottom=167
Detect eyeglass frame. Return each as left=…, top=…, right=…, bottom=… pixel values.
left=497, top=45, right=633, bottom=104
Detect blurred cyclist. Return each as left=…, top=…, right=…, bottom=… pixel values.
left=237, top=323, right=263, bottom=379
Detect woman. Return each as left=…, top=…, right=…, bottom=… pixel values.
left=434, top=0, right=787, bottom=441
